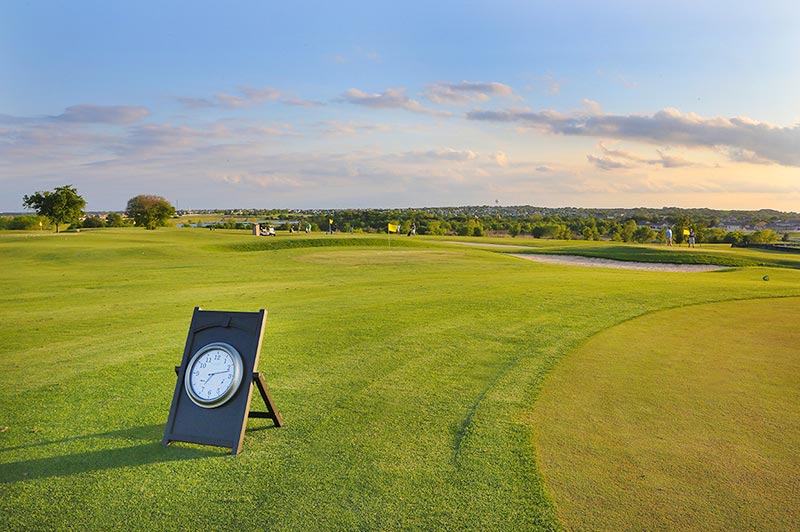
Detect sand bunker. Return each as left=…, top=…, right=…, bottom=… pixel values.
left=443, top=241, right=727, bottom=271
left=509, top=253, right=727, bottom=272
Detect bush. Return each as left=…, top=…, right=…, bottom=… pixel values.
left=632, top=226, right=656, bottom=243
left=108, top=213, right=127, bottom=227
left=4, top=215, right=44, bottom=230
left=704, top=228, right=728, bottom=243
left=81, top=216, right=106, bottom=228
left=747, top=229, right=779, bottom=244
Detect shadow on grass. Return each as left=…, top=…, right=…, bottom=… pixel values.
left=0, top=424, right=220, bottom=484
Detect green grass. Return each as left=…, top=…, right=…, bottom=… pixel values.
left=530, top=298, right=800, bottom=531
left=1, top=229, right=799, bottom=531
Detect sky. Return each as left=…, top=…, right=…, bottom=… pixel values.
left=1, top=0, right=799, bottom=212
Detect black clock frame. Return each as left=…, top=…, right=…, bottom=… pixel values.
left=162, top=307, right=282, bottom=454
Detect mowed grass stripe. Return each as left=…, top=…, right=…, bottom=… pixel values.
left=530, top=297, right=800, bottom=532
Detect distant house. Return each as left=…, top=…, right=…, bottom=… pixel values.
left=723, top=225, right=746, bottom=232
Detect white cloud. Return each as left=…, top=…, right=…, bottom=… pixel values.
left=56, top=104, right=150, bottom=124
left=586, top=154, right=634, bottom=170
left=468, top=106, right=800, bottom=167
left=423, top=81, right=516, bottom=106
left=586, top=142, right=698, bottom=171
left=526, top=73, right=562, bottom=95
left=179, top=86, right=281, bottom=109
left=319, top=121, right=392, bottom=136
left=339, top=88, right=450, bottom=116
left=400, top=148, right=479, bottom=162
left=282, top=97, right=325, bottom=107
left=581, top=99, right=602, bottom=115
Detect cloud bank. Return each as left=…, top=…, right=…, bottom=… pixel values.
left=468, top=107, right=800, bottom=167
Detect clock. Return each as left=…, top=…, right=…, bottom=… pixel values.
left=184, top=342, right=244, bottom=408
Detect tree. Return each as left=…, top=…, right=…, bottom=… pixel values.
left=620, top=220, right=638, bottom=242
left=747, top=229, right=779, bottom=244
left=126, top=195, right=176, bottom=230
left=106, top=213, right=127, bottom=227
left=79, top=216, right=105, bottom=228
left=673, top=214, right=691, bottom=245
left=632, top=225, right=656, bottom=243
left=22, top=185, right=86, bottom=233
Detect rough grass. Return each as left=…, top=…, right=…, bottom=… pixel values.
left=530, top=298, right=800, bottom=531
left=1, top=229, right=799, bottom=531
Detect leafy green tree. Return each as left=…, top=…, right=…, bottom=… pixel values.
left=426, top=220, right=445, bottom=235
left=704, top=228, right=728, bottom=243
left=126, top=195, right=176, bottom=230
left=2, top=215, right=47, bottom=230
left=532, top=223, right=566, bottom=239
left=22, top=185, right=86, bottom=233
left=106, top=213, right=127, bottom=227
left=748, top=229, right=779, bottom=244
left=632, top=225, right=656, bottom=243
left=620, top=220, right=638, bottom=242
left=79, top=216, right=105, bottom=228
left=724, top=230, right=746, bottom=245
left=673, top=214, right=691, bottom=245
left=582, top=226, right=601, bottom=241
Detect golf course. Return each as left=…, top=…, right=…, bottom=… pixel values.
left=1, top=228, right=798, bottom=531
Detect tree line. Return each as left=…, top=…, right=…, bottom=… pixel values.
left=6, top=185, right=791, bottom=246
left=295, top=209, right=785, bottom=245
left=5, top=186, right=176, bottom=231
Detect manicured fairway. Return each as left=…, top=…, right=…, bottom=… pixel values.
left=1, top=229, right=799, bottom=531
left=531, top=298, right=800, bottom=532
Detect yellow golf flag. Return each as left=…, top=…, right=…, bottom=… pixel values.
left=388, top=223, right=399, bottom=233
left=683, top=229, right=690, bottom=236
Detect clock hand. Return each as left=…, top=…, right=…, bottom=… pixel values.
left=203, top=370, right=228, bottom=384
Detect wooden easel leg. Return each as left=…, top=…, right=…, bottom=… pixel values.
left=249, top=372, right=283, bottom=427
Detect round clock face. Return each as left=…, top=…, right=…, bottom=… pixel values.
left=184, top=342, right=244, bottom=408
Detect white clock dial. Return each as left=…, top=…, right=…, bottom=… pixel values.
left=184, top=342, right=244, bottom=408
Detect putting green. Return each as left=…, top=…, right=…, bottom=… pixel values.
left=530, top=297, right=800, bottom=532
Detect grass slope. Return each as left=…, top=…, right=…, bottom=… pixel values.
left=1, top=229, right=799, bottom=531
left=530, top=298, right=800, bottom=531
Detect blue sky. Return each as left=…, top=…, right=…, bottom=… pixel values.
left=2, top=0, right=798, bottom=212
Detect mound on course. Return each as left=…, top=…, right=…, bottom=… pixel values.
left=531, top=298, right=800, bottom=531
left=1, top=229, right=799, bottom=531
